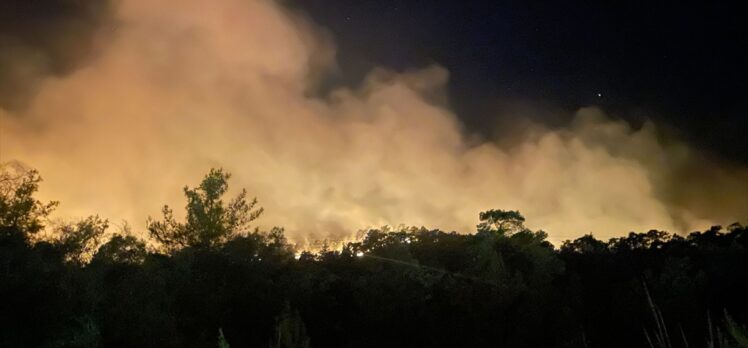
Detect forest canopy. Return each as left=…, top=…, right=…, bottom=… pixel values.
left=1, top=164, right=747, bottom=347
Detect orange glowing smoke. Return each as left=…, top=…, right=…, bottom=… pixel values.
left=1, top=0, right=747, bottom=244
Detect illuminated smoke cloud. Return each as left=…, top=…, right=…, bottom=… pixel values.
left=2, top=0, right=746, bottom=244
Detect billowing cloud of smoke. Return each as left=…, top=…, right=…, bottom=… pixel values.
left=1, top=0, right=747, bottom=244
left=0, top=0, right=112, bottom=110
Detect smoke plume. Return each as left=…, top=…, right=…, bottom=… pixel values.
left=1, top=0, right=747, bottom=243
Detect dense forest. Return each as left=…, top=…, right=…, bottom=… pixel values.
left=1, top=166, right=747, bottom=347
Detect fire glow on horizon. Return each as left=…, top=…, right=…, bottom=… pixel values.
left=1, top=0, right=748, bottom=244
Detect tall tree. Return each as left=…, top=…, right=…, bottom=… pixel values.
left=147, top=168, right=263, bottom=251
left=476, top=209, right=527, bottom=235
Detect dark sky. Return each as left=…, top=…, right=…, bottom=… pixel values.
left=288, top=0, right=747, bottom=162
left=2, top=0, right=746, bottom=161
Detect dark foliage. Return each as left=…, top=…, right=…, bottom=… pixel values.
left=1, top=166, right=747, bottom=347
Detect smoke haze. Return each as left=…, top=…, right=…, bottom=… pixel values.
left=1, top=0, right=747, bottom=243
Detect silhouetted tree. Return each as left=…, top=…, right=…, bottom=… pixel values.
left=2, top=165, right=748, bottom=347
left=52, top=215, right=108, bottom=264
left=0, top=163, right=57, bottom=237
left=477, top=209, right=527, bottom=235
left=91, top=234, right=147, bottom=264
left=560, top=234, right=609, bottom=254
left=147, top=168, right=263, bottom=252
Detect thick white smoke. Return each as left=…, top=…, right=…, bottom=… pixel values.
left=1, top=0, right=746, bottom=244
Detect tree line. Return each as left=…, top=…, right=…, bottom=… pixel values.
left=1, top=164, right=747, bottom=347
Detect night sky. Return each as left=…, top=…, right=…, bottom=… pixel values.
left=289, top=0, right=747, bottom=162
